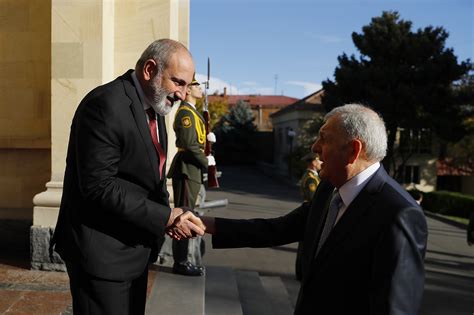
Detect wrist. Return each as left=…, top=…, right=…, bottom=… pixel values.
left=167, top=207, right=184, bottom=227
left=201, top=216, right=216, bottom=234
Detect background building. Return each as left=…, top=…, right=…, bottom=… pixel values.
left=209, top=91, right=297, bottom=131
left=270, top=90, right=325, bottom=177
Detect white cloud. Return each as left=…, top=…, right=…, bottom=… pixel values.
left=196, top=73, right=274, bottom=95
left=195, top=73, right=243, bottom=95
left=285, top=81, right=322, bottom=96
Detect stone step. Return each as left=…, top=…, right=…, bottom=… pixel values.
left=145, top=266, right=205, bottom=315
left=235, top=270, right=274, bottom=315
left=205, top=266, right=243, bottom=315
left=260, top=276, right=294, bottom=315
left=280, top=276, right=301, bottom=308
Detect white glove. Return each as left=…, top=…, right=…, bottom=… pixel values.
left=207, top=155, right=216, bottom=166
left=207, top=132, right=216, bottom=143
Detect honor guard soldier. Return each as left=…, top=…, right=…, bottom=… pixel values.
left=168, top=74, right=215, bottom=276
left=300, top=152, right=322, bottom=202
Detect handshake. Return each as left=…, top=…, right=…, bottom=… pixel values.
left=165, top=207, right=208, bottom=240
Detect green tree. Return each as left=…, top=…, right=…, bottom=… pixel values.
left=296, top=114, right=325, bottom=151
left=286, top=115, right=325, bottom=178
left=322, top=11, right=471, bottom=176
left=444, top=70, right=474, bottom=169
left=214, top=100, right=256, bottom=164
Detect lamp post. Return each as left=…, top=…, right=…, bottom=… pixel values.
left=287, top=127, right=296, bottom=179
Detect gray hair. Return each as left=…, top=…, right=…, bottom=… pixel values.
left=325, top=104, right=387, bottom=161
left=135, top=39, right=189, bottom=76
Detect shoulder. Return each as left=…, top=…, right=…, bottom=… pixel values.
left=380, top=176, right=420, bottom=210
left=175, top=105, right=196, bottom=128
left=368, top=176, right=426, bottom=233
left=175, top=104, right=194, bottom=117
left=80, top=75, right=130, bottom=109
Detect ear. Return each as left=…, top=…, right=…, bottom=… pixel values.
left=348, top=139, right=363, bottom=164
left=142, top=59, right=157, bottom=81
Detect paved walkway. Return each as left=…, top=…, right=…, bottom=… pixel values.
left=0, top=165, right=472, bottom=314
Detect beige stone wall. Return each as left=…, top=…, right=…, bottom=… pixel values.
left=31, top=0, right=190, bottom=226
left=0, top=0, right=52, bottom=210
left=0, top=0, right=190, bottom=220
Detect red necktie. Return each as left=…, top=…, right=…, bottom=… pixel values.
left=146, top=108, right=166, bottom=179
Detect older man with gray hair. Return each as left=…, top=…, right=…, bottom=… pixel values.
left=195, top=103, right=428, bottom=315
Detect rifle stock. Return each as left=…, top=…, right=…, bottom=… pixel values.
left=203, top=110, right=219, bottom=188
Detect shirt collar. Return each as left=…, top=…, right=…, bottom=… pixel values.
left=309, top=169, right=319, bottom=176
left=338, top=162, right=380, bottom=208
left=131, top=71, right=152, bottom=110
left=183, top=101, right=196, bottom=109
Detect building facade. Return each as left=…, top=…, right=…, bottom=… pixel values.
left=209, top=92, right=298, bottom=131
left=0, top=0, right=190, bottom=270
left=270, top=90, right=325, bottom=177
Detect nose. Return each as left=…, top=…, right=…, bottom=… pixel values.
left=311, top=137, right=321, bottom=154
left=174, top=88, right=186, bottom=102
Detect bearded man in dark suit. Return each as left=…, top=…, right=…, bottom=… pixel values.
left=197, top=104, right=428, bottom=315
left=52, top=39, right=205, bottom=315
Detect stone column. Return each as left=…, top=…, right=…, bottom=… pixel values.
left=31, top=0, right=190, bottom=271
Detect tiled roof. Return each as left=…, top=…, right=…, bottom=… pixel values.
left=208, top=95, right=298, bottom=107
left=437, top=158, right=473, bottom=176
left=270, top=89, right=326, bottom=118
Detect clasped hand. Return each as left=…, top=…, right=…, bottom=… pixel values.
left=166, top=208, right=206, bottom=240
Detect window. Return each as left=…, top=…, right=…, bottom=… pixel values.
left=403, top=165, right=420, bottom=184
left=399, top=128, right=432, bottom=154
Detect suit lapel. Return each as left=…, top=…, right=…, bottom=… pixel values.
left=309, top=167, right=388, bottom=268
left=305, top=181, right=334, bottom=264
left=122, top=71, right=161, bottom=184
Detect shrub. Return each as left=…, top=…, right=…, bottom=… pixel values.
left=421, top=190, right=474, bottom=218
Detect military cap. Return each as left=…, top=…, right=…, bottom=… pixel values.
left=301, top=152, right=318, bottom=162
left=190, top=73, right=200, bottom=86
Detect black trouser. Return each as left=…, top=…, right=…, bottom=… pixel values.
left=65, top=261, right=148, bottom=315
left=172, top=177, right=201, bottom=264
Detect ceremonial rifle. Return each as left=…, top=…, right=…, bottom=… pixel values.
left=203, top=58, right=219, bottom=188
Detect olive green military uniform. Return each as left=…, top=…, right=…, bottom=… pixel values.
left=300, top=169, right=320, bottom=202
left=167, top=101, right=208, bottom=264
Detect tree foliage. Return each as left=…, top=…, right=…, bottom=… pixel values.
left=213, top=100, right=257, bottom=164
left=321, top=11, right=472, bottom=175
left=196, top=97, right=228, bottom=130
left=445, top=69, right=474, bottom=168
left=296, top=114, right=325, bottom=151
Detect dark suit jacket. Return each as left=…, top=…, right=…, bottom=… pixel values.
left=52, top=70, right=171, bottom=281
left=213, top=166, right=427, bottom=315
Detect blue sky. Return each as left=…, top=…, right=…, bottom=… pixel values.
left=189, top=0, right=473, bottom=99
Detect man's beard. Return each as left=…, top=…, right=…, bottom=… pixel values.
left=149, top=79, right=178, bottom=116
